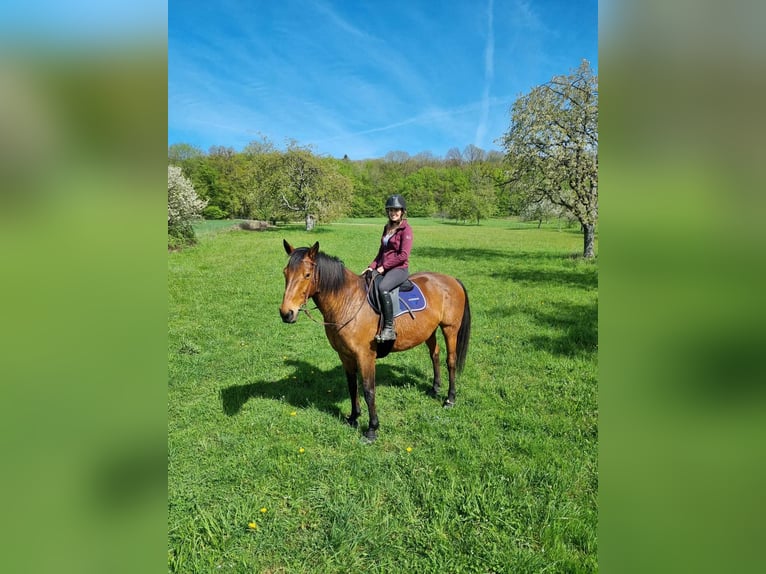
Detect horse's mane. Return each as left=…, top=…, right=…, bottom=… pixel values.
left=287, top=247, right=351, bottom=294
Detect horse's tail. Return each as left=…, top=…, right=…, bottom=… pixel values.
left=456, top=280, right=471, bottom=373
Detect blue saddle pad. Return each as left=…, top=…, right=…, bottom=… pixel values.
left=367, top=278, right=427, bottom=317
left=393, top=283, right=427, bottom=317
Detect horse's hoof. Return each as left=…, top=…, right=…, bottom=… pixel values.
left=443, top=399, right=455, bottom=409
left=346, top=417, right=359, bottom=428
left=363, top=430, right=378, bottom=442
left=427, top=388, right=439, bottom=398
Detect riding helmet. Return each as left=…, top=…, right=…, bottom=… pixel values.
left=385, top=194, right=407, bottom=211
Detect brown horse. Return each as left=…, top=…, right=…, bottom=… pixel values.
left=279, top=240, right=471, bottom=441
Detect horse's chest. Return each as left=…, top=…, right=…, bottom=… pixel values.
left=325, top=324, right=376, bottom=357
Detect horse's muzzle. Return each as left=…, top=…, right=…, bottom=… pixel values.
left=280, top=308, right=297, bottom=323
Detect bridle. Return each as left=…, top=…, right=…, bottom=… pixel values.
left=292, top=261, right=373, bottom=331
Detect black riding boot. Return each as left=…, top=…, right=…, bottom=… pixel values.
left=376, top=290, right=397, bottom=342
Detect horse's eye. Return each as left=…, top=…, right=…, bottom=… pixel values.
left=305, top=273, right=311, bottom=279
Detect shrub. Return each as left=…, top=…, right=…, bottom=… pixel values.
left=168, top=165, right=206, bottom=247
left=202, top=205, right=227, bottom=220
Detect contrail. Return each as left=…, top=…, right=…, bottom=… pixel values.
left=475, top=0, right=494, bottom=146
left=313, top=103, right=482, bottom=145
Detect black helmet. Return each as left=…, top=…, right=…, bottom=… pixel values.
left=385, top=194, right=406, bottom=211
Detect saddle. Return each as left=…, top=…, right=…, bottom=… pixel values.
left=366, top=273, right=427, bottom=318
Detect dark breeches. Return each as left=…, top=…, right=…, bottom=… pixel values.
left=378, top=267, right=408, bottom=293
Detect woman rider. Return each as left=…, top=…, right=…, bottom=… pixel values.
left=364, top=194, right=413, bottom=342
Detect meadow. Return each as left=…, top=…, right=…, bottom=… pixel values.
left=168, top=218, right=598, bottom=573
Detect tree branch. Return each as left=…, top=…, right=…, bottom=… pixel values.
left=280, top=193, right=302, bottom=212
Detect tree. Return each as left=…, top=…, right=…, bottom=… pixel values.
left=500, top=60, right=598, bottom=258
left=276, top=143, right=352, bottom=230
left=440, top=166, right=496, bottom=224
left=442, top=167, right=471, bottom=222
left=519, top=196, right=565, bottom=228
left=384, top=150, right=411, bottom=165
left=197, top=147, right=244, bottom=217
left=463, top=144, right=485, bottom=164
left=342, top=159, right=380, bottom=217
left=412, top=151, right=438, bottom=167
left=243, top=135, right=276, bottom=156
left=232, top=150, right=279, bottom=221
left=168, top=143, right=204, bottom=165
left=484, top=150, right=505, bottom=164
left=445, top=147, right=463, bottom=166
left=401, top=167, right=440, bottom=216
left=168, top=165, right=206, bottom=247
left=466, top=166, right=498, bottom=224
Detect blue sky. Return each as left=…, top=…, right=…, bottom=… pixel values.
left=0, top=1, right=165, bottom=42
left=169, top=0, right=597, bottom=160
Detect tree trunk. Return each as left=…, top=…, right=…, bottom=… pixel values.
left=582, top=223, right=595, bottom=258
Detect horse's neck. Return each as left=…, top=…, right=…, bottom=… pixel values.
left=313, top=268, right=366, bottom=323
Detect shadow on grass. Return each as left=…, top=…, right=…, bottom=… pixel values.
left=433, top=218, right=584, bottom=233
left=490, top=263, right=597, bottom=290
left=417, top=246, right=510, bottom=262
left=490, top=300, right=598, bottom=357
left=417, top=247, right=596, bottom=289
left=529, top=301, right=597, bottom=356
left=220, top=359, right=430, bottom=419
left=489, top=252, right=598, bottom=289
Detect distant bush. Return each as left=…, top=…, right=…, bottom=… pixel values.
left=202, top=205, right=227, bottom=220
left=168, top=165, right=206, bottom=247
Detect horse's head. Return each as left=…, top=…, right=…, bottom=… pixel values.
left=280, top=239, right=320, bottom=323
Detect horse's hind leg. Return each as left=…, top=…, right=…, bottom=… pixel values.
left=341, top=356, right=361, bottom=428
left=442, top=326, right=459, bottom=407
left=425, top=330, right=441, bottom=398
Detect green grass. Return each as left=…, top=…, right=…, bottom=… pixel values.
left=169, top=217, right=597, bottom=573
left=193, top=218, right=247, bottom=236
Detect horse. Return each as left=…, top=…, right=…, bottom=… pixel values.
left=279, top=240, right=471, bottom=441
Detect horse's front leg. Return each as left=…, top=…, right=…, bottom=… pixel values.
left=359, top=358, right=379, bottom=441
left=341, top=356, right=360, bottom=428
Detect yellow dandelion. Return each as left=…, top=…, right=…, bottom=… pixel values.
left=247, top=522, right=258, bottom=530
left=290, top=411, right=297, bottom=416
left=299, top=447, right=305, bottom=454
left=260, top=507, right=267, bottom=514
left=406, top=447, right=413, bottom=453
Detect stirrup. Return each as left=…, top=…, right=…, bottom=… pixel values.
left=376, top=327, right=397, bottom=342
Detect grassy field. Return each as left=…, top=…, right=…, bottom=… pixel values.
left=168, top=217, right=598, bottom=573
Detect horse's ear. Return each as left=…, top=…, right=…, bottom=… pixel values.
left=308, top=241, right=319, bottom=259
left=283, top=239, right=294, bottom=255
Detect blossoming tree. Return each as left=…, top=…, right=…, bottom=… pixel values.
left=168, top=165, right=207, bottom=246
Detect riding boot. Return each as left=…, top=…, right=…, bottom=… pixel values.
left=376, top=290, right=397, bottom=342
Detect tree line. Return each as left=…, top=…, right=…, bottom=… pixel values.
left=168, top=139, right=509, bottom=227
left=169, top=60, right=597, bottom=256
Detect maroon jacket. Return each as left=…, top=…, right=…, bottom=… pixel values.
left=370, top=220, right=413, bottom=271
